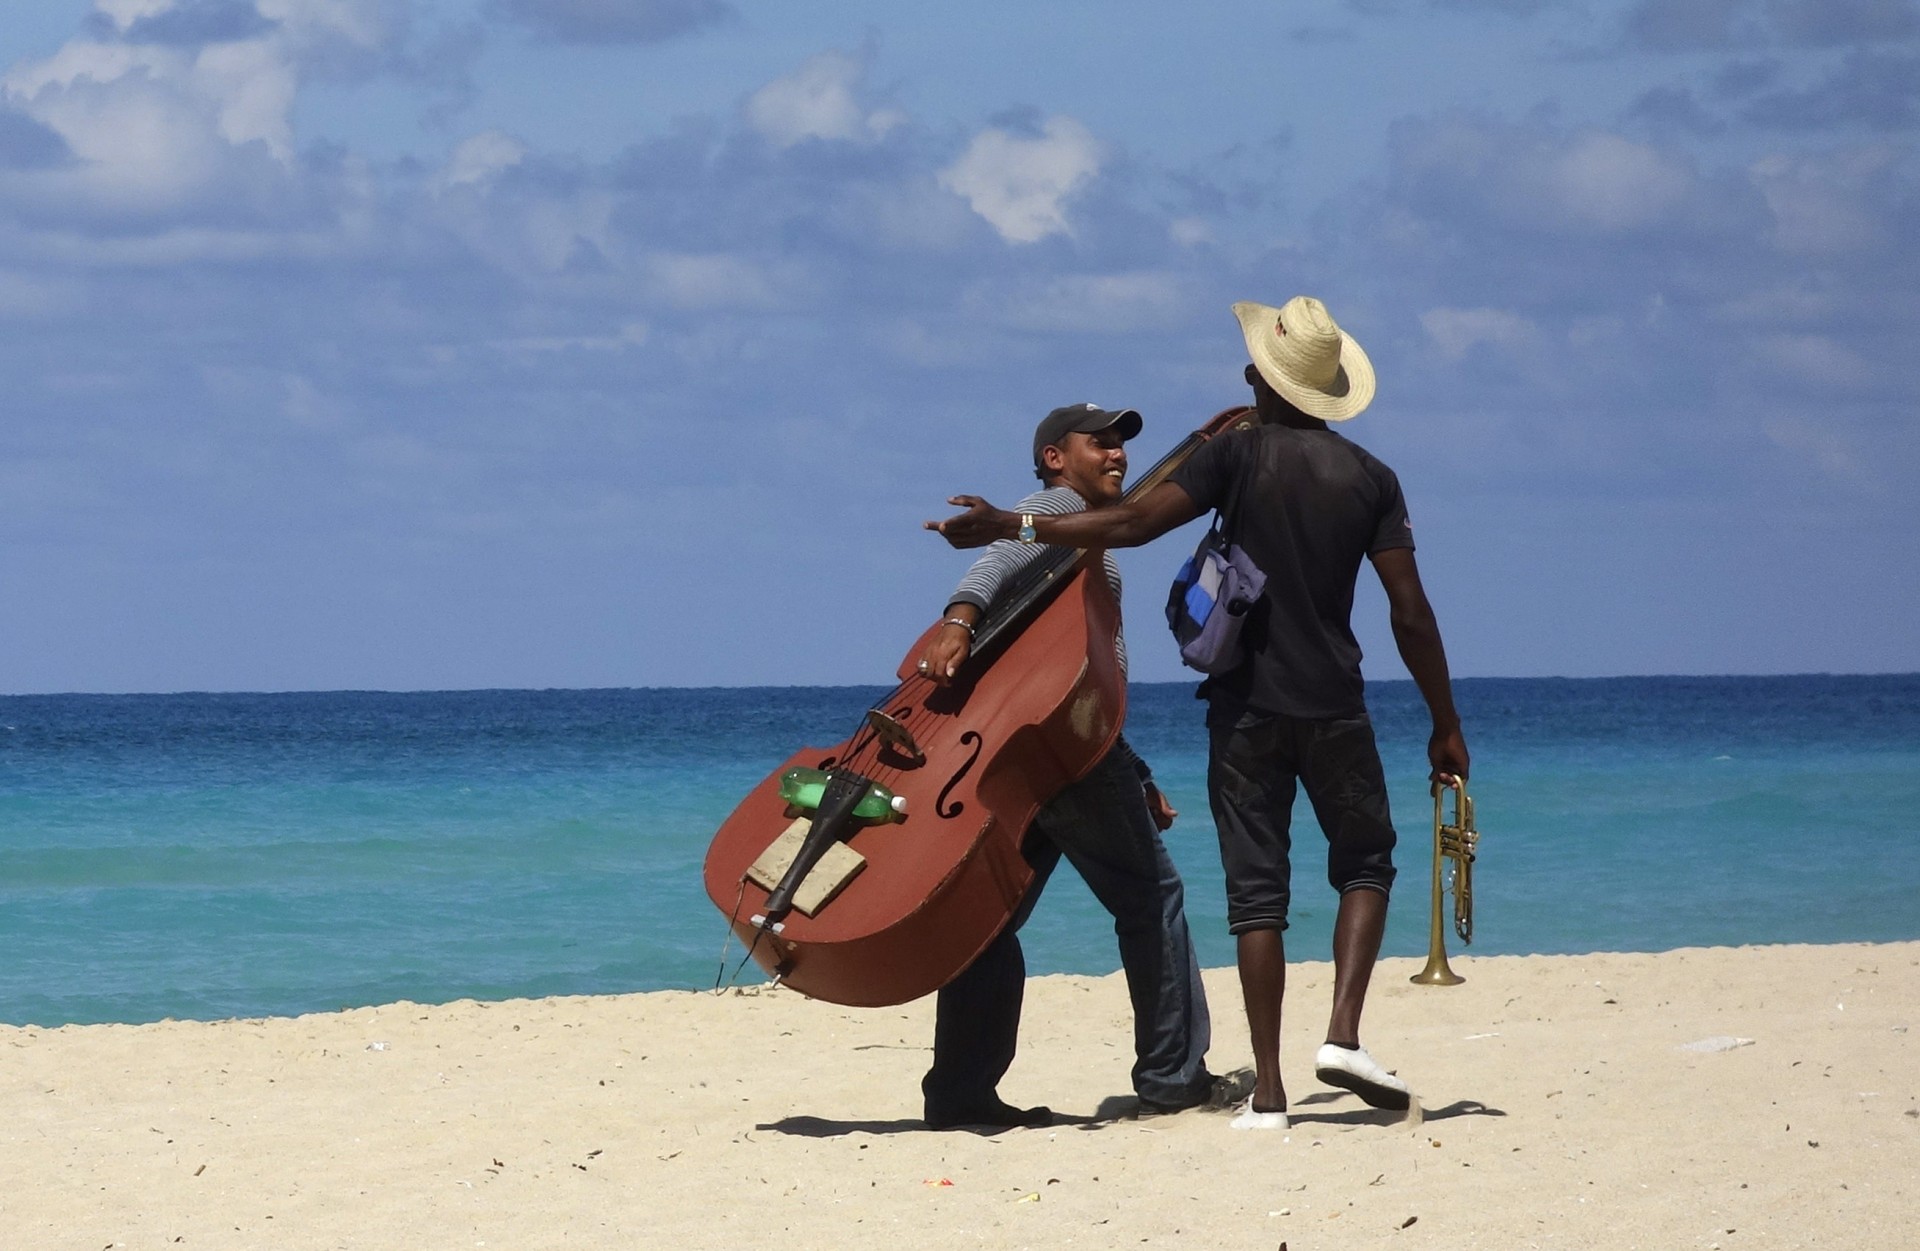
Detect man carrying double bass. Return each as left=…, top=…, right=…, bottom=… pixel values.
left=913, top=402, right=1215, bottom=1130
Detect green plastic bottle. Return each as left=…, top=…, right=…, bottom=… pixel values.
left=779, top=767, right=907, bottom=822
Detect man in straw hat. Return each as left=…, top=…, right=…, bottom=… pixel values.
left=928, top=296, right=1470, bottom=1130
left=912, top=402, right=1215, bottom=1130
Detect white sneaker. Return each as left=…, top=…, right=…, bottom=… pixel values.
left=1314, top=1043, right=1411, bottom=1111
left=1229, top=1097, right=1289, bottom=1131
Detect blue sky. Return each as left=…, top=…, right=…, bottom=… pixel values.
left=2, top=0, right=1915, bottom=693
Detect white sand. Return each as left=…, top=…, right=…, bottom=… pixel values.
left=4, top=941, right=1915, bottom=1249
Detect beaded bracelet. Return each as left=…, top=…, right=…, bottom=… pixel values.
left=940, top=617, right=976, bottom=636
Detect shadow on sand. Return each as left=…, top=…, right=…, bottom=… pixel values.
left=757, top=1068, right=1503, bottom=1138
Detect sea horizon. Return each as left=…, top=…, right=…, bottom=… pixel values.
left=7, top=667, right=1917, bottom=699
left=4, top=673, right=1917, bottom=1027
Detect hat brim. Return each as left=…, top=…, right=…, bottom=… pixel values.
left=1234, top=304, right=1376, bottom=422
left=1103, top=408, right=1143, bottom=440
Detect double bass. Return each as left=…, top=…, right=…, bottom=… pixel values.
left=702, top=406, right=1256, bottom=1007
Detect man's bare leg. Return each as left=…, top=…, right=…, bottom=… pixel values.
left=1326, top=886, right=1386, bottom=1046
left=1235, top=927, right=1288, bottom=1112
left=1312, top=886, right=1412, bottom=1111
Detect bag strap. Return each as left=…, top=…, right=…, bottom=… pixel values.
left=1213, top=454, right=1249, bottom=547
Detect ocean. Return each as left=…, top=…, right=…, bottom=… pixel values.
left=2, top=675, right=1916, bottom=1028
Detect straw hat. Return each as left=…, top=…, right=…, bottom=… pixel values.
left=1233, top=296, right=1376, bottom=422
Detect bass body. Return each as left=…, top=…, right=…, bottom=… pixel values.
left=702, top=561, right=1124, bottom=1007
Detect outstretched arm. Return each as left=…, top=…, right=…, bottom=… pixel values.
left=917, top=488, right=1099, bottom=684
left=926, top=480, right=1204, bottom=550
left=1370, top=546, right=1470, bottom=782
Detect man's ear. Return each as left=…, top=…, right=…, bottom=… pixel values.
left=1244, top=363, right=1260, bottom=387
left=1041, top=444, right=1067, bottom=474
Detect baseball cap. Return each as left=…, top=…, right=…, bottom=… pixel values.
left=1031, top=403, right=1143, bottom=472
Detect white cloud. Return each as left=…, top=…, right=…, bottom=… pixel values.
left=4, top=39, right=296, bottom=221
left=195, top=38, right=299, bottom=158
left=645, top=252, right=786, bottom=309
left=1750, top=148, right=1893, bottom=255
left=1759, top=333, right=1872, bottom=388
left=1390, top=117, right=1706, bottom=238
left=1715, top=284, right=1838, bottom=324
left=1762, top=414, right=1869, bottom=482
left=1544, top=133, right=1694, bottom=233
left=1168, top=216, right=1212, bottom=247
left=254, top=0, right=394, bottom=52
left=5, top=49, right=251, bottom=209
left=440, top=131, right=527, bottom=189
left=427, top=322, right=650, bottom=361
left=1420, top=306, right=1538, bottom=359
left=523, top=192, right=616, bottom=271
left=876, top=319, right=1004, bottom=368
left=0, top=270, right=84, bottom=318
left=17, top=223, right=358, bottom=266
left=977, top=270, right=1186, bottom=333
left=745, top=50, right=900, bottom=149
left=939, top=116, right=1102, bottom=244
left=6, top=39, right=158, bottom=103
left=490, top=0, right=732, bottom=46
left=434, top=177, right=620, bottom=278
left=495, top=322, right=649, bottom=353
left=95, top=0, right=177, bottom=31
left=279, top=373, right=355, bottom=431
left=1, top=0, right=391, bottom=222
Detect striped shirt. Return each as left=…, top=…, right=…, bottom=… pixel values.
left=945, top=484, right=1129, bottom=678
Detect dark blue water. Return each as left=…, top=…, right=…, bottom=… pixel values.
left=2, top=675, right=1915, bottom=1026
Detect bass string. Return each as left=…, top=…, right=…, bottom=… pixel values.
left=825, top=673, right=948, bottom=799
left=869, top=675, right=936, bottom=794
left=811, top=681, right=900, bottom=777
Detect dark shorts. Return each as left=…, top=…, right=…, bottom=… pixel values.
left=1206, top=707, right=1398, bottom=935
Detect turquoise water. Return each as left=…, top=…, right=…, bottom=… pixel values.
left=3, top=675, right=1916, bottom=1026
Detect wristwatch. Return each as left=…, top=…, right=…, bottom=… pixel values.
left=1017, top=513, right=1037, bottom=544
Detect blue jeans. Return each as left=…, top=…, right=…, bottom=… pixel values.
left=922, top=747, right=1212, bottom=1110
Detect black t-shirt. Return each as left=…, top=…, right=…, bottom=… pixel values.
left=1170, top=423, right=1414, bottom=719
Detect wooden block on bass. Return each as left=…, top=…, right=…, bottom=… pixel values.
left=745, top=817, right=867, bottom=917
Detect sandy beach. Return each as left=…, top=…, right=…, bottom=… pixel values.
left=4, top=941, right=1914, bottom=1250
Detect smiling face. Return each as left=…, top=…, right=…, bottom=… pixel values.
left=1040, top=427, right=1129, bottom=507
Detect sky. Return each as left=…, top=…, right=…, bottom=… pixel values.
left=1, top=0, right=1915, bottom=694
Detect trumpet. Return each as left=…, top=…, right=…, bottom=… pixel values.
left=1410, top=774, right=1478, bottom=986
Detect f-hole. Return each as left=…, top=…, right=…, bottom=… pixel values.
left=934, top=730, right=984, bottom=819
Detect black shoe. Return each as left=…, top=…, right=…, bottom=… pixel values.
left=924, top=1097, right=1053, bottom=1131
left=1137, top=1071, right=1221, bottom=1117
